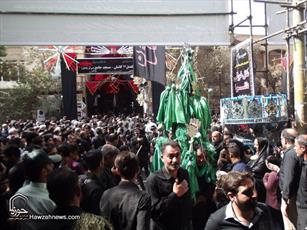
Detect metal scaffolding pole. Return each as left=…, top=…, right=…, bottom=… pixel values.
left=248, top=0, right=255, bottom=95
left=264, top=2, right=269, bottom=94
left=286, top=7, right=291, bottom=105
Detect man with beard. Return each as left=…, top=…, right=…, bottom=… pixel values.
left=279, top=128, right=300, bottom=230
left=146, top=140, right=193, bottom=230
left=211, top=131, right=224, bottom=157
left=192, top=146, right=216, bottom=230
left=205, top=171, right=274, bottom=230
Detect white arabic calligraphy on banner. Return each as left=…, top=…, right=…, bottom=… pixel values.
left=230, top=39, right=255, bottom=97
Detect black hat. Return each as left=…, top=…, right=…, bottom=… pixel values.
left=23, top=149, right=53, bottom=169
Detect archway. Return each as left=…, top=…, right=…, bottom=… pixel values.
left=86, top=74, right=142, bottom=116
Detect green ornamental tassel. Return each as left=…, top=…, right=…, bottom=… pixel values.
left=164, top=84, right=177, bottom=131
left=174, top=125, right=189, bottom=160
left=150, top=135, right=168, bottom=172
left=181, top=137, right=199, bottom=203
left=156, top=86, right=171, bottom=124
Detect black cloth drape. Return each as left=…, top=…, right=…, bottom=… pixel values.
left=61, top=58, right=77, bottom=120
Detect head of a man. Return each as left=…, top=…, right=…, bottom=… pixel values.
left=294, top=134, right=307, bottom=157
left=227, top=143, right=242, bottom=164
left=280, top=128, right=298, bottom=149
left=211, top=131, right=222, bottom=145
left=3, top=144, right=21, bottom=167
left=223, top=131, right=233, bottom=144
left=223, top=171, right=257, bottom=212
left=105, top=133, right=119, bottom=147
left=101, top=144, right=120, bottom=168
left=196, top=146, right=207, bottom=167
left=23, top=149, right=54, bottom=183
left=114, top=151, right=139, bottom=180
left=161, top=140, right=181, bottom=176
left=84, top=149, right=103, bottom=173
left=47, top=167, right=80, bottom=207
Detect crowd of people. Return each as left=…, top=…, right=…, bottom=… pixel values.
left=0, top=113, right=306, bottom=230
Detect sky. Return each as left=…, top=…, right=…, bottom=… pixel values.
left=233, top=0, right=266, bottom=35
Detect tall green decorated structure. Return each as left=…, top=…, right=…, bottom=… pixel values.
left=152, top=47, right=217, bottom=202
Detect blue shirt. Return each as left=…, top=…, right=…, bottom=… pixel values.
left=232, top=161, right=251, bottom=173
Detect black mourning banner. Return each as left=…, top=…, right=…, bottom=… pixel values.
left=77, top=58, right=134, bottom=75
left=133, top=46, right=166, bottom=86
left=61, top=58, right=77, bottom=120
left=230, top=39, right=255, bottom=97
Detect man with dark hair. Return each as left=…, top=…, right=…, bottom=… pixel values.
left=3, top=144, right=21, bottom=169
left=100, top=151, right=151, bottom=230
left=3, top=144, right=25, bottom=195
left=105, top=133, right=119, bottom=147
left=58, top=143, right=84, bottom=175
left=45, top=167, right=112, bottom=230
left=227, top=143, right=250, bottom=173
left=0, top=136, right=8, bottom=154
left=43, top=134, right=54, bottom=146
left=99, top=144, right=120, bottom=190
left=14, top=149, right=55, bottom=230
left=146, top=140, right=193, bottom=230
left=92, top=127, right=106, bottom=149
left=205, top=171, right=274, bottom=229
left=192, top=146, right=216, bottom=230
left=80, top=149, right=105, bottom=215
left=279, top=128, right=300, bottom=230
left=23, top=131, right=40, bottom=152
left=294, top=134, right=307, bottom=230
left=211, top=131, right=224, bottom=156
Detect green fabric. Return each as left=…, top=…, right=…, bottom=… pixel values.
left=155, top=47, right=215, bottom=204
left=191, top=96, right=212, bottom=138
left=181, top=148, right=199, bottom=203
left=174, top=125, right=189, bottom=159
left=156, top=86, right=171, bottom=124
left=196, top=161, right=216, bottom=184
left=175, top=91, right=187, bottom=124
left=202, top=141, right=218, bottom=164
left=162, top=84, right=176, bottom=131
left=150, top=136, right=168, bottom=172
left=177, top=51, right=196, bottom=93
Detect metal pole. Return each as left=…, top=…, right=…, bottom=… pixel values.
left=249, top=0, right=255, bottom=95
left=293, top=0, right=307, bottom=132
left=230, top=0, right=234, bottom=30
left=253, top=20, right=307, bottom=44
left=286, top=8, right=291, bottom=102
left=249, top=0, right=253, bottom=40
left=264, top=2, right=269, bottom=94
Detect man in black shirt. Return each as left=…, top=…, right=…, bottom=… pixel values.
left=100, top=151, right=151, bottom=230
left=80, top=149, right=105, bottom=215
left=146, top=140, right=192, bottom=230
left=279, top=128, right=300, bottom=230
left=99, top=144, right=120, bottom=190
left=211, top=131, right=224, bottom=157
left=43, top=167, right=112, bottom=230
left=205, top=171, right=274, bottom=230
left=294, top=135, right=307, bottom=230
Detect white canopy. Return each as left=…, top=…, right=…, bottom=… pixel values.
left=0, top=0, right=230, bottom=45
